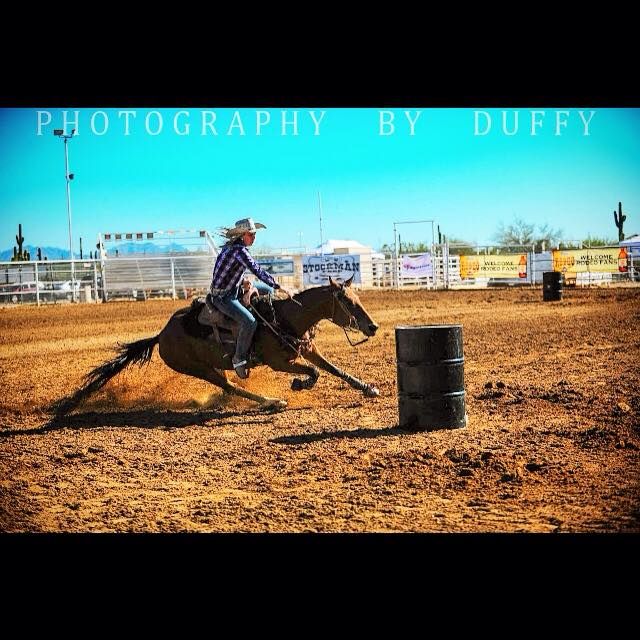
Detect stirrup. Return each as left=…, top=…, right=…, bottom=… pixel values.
left=232, top=358, right=249, bottom=379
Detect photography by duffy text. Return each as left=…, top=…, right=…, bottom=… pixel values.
left=35, top=109, right=596, bottom=137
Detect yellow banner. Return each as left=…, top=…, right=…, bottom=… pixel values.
left=552, top=248, right=623, bottom=273
left=460, top=254, right=527, bottom=279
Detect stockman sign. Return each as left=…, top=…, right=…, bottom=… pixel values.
left=401, top=253, right=433, bottom=277
left=552, top=248, right=621, bottom=273
left=460, top=254, right=527, bottom=279
left=302, top=255, right=361, bottom=285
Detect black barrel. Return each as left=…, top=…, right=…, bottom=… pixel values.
left=395, top=325, right=467, bottom=432
left=543, top=271, right=563, bottom=301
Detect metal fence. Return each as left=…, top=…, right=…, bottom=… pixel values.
left=102, top=254, right=213, bottom=301
left=0, top=259, right=100, bottom=305
left=0, top=253, right=300, bottom=305
left=2, top=245, right=638, bottom=306
left=369, top=246, right=637, bottom=290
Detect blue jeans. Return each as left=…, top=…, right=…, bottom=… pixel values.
left=210, top=281, right=274, bottom=362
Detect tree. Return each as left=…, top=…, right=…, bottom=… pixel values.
left=493, top=217, right=563, bottom=251
left=398, top=241, right=431, bottom=254
left=447, top=238, right=479, bottom=256
left=379, top=236, right=474, bottom=256
left=379, top=241, right=432, bottom=256
left=581, top=236, right=617, bottom=247
left=613, top=201, right=626, bottom=242
left=10, top=223, right=29, bottom=261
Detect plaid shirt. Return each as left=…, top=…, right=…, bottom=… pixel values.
left=210, top=238, right=280, bottom=293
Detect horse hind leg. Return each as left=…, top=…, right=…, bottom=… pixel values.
left=206, top=369, right=287, bottom=411
left=159, top=327, right=286, bottom=411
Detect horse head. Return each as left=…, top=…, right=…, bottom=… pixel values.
left=328, top=276, right=378, bottom=337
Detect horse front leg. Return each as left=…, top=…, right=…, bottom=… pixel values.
left=269, top=358, right=320, bottom=391
left=304, top=344, right=379, bottom=398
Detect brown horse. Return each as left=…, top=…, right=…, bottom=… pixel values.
left=54, top=276, right=379, bottom=414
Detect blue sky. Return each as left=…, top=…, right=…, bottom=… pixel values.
left=1, top=107, right=639, bottom=255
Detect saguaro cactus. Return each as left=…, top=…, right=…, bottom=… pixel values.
left=614, top=201, right=626, bottom=242
left=15, top=224, right=24, bottom=260
left=37, top=248, right=42, bottom=261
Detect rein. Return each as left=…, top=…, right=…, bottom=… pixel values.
left=250, top=295, right=313, bottom=358
left=331, top=291, right=369, bottom=347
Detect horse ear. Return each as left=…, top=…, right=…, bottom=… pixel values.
left=344, top=275, right=354, bottom=288
left=328, top=276, right=340, bottom=289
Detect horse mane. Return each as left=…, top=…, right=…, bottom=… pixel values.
left=268, top=285, right=332, bottom=315
left=290, top=284, right=332, bottom=305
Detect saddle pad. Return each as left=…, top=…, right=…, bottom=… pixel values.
left=197, top=303, right=236, bottom=332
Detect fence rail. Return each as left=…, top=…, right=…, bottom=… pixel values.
left=1, top=246, right=638, bottom=306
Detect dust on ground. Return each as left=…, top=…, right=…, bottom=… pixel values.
left=0, top=287, right=638, bottom=532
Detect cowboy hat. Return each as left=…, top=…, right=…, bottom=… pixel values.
left=220, top=217, right=267, bottom=238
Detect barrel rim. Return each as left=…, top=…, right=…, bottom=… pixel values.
left=399, top=390, right=466, bottom=399
left=395, top=324, right=462, bottom=330
left=397, top=358, right=464, bottom=366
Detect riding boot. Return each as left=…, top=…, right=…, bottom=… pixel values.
left=233, top=319, right=257, bottom=379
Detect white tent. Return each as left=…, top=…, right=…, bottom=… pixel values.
left=620, top=234, right=640, bottom=255
left=620, top=234, right=640, bottom=281
left=314, top=239, right=372, bottom=255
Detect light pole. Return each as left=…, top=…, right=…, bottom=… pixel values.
left=53, top=128, right=77, bottom=302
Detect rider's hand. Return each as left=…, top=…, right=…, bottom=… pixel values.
left=279, top=287, right=293, bottom=299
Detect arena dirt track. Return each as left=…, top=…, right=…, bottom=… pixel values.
left=1, top=287, right=638, bottom=532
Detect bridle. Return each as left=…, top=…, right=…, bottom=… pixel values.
left=330, top=290, right=369, bottom=347
left=248, top=288, right=369, bottom=354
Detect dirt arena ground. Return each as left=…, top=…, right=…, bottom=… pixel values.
left=0, top=287, right=638, bottom=533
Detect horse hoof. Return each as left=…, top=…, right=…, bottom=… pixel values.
left=364, top=386, right=380, bottom=398
left=261, top=398, right=287, bottom=411
left=291, top=378, right=303, bottom=391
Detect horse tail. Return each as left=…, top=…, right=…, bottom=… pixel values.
left=52, top=335, right=160, bottom=417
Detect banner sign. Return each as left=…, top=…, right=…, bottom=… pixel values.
left=256, top=257, right=295, bottom=275
left=460, top=254, right=527, bottom=279
left=401, top=253, right=433, bottom=277
left=302, top=255, right=361, bottom=285
left=552, top=248, right=623, bottom=273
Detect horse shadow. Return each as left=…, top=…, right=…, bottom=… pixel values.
left=0, top=407, right=276, bottom=437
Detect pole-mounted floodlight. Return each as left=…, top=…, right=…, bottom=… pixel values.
left=53, top=128, right=77, bottom=301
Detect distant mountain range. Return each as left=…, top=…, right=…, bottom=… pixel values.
left=0, top=242, right=194, bottom=261
left=0, top=245, right=70, bottom=261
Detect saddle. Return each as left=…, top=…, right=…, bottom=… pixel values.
left=197, top=296, right=238, bottom=337
left=185, top=288, right=305, bottom=368
left=195, top=282, right=267, bottom=361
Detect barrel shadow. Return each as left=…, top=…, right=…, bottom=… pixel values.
left=271, top=425, right=409, bottom=445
